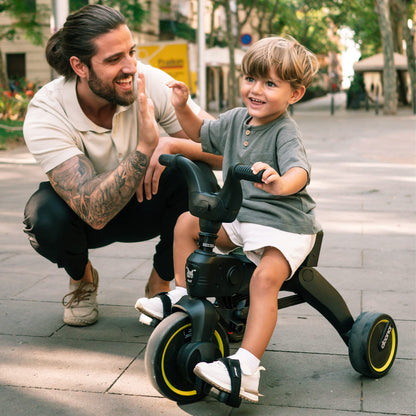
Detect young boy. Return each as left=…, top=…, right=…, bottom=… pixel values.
left=136, top=36, right=321, bottom=402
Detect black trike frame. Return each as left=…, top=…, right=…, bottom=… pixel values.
left=145, top=154, right=397, bottom=407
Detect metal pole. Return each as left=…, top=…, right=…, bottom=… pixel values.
left=197, top=0, right=206, bottom=110
left=52, top=0, right=69, bottom=32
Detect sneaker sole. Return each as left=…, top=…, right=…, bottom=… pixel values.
left=63, top=316, right=98, bottom=326
left=193, top=365, right=259, bottom=403
left=135, top=301, right=163, bottom=321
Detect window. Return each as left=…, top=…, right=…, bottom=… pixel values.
left=6, top=53, right=26, bottom=81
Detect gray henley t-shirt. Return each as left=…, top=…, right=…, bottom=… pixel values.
left=200, top=108, right=321, bottom=234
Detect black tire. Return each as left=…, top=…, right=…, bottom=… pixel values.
left=145, top=311, right=229, bottom=404
left=348, top=312, right=398, bottom=378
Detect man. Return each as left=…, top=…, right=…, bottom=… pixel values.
left=23, top=4, right=221, bottom=326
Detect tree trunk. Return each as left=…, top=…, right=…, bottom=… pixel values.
left=389, top=0, right=408, bottom=104
left=375, top=0, right=397, bottom=115
left=394, top=0, right=416, bottom=113
left=403, top=20, right=416, bottom=113
left=0, top=48, right=9, bottom=89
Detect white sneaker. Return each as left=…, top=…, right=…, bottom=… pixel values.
left=135, top=289, right=186, bottom=320
left=194, top=359, right=265, bottom=403
left=62, top=267, right=99, bottom=326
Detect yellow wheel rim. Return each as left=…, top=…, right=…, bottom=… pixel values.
left=368, top=319, right=397, bottom=373
left=161, top=323, right=225, bottom=396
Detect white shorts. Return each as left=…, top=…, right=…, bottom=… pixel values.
left=221, top=220, right=316, bottom=279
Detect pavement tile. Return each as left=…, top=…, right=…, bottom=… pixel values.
left=317, top=266, right=412, bottom=292
left=0, top=252, right=60, bottom=276
left=0, top=334, right=144, bottom=392
left=362, top=290, right=416, bottom=321
left=268, top=314, right=351, bottom=355
left=391, top=320, right=415, bottom=359
left=53, top=306, right=152, bottom=343
left=0, top=385, right=232, bottom=416
left=0, top=300, right=64, bottom=336
left=88, top=253, right=151, bottom=279
left=318, top=246, right=363, bottom=268
left=362, top=359, right=416, bottom=414
left=0, top=270, right=47, bottom=299
left=260, top=351, right=361, bottom=410
left=363, top=246, right=416, bottom=270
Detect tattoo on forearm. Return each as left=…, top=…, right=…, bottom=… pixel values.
left=48, top=151, right=149, bottom=228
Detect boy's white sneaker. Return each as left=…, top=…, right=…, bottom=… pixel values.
left=135, top=288, right=186, bottom=320
left=194, top=358, right=265, bottom=403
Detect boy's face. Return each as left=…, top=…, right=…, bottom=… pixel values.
left=240, top=69, right=304, bottom=125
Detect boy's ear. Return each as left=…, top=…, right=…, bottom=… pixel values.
left=289, top=85, right=306, bottom=105
left=69, top=56, right=89, bottom=79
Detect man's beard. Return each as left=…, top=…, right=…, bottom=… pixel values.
left=87, top=67, right=136, bottom=106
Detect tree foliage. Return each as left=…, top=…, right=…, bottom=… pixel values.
left=235, top=0, right=339, bottom=55
left=98, top=0, right=147, bottom=32
left=0, top=0, right=48, bottom=45
left=328, top=0, right=382, bottom=58
left=0, top=0, right=49, bottom=88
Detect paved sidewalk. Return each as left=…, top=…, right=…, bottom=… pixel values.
left=1, top=94, right=415, bottom=415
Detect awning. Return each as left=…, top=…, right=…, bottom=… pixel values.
left=353, top=52, right=408, bottom=72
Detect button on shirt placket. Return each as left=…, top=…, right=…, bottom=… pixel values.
left=244, top=128, right=251, bottom=147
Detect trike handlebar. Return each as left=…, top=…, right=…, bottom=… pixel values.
left=159, top=154, right=263, bottom=226
left=231, top=164, right=264, bottom=183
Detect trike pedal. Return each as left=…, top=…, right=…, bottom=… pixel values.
left=195, top=377, right=242, bottom=408
left=138, top=313, right=159, bottom=327
left=209, top=386, right=242, bottom=408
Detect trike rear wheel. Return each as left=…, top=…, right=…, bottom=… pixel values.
left=348, top=312, right=398, bottom=378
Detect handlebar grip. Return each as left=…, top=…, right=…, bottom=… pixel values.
left=159, top=154, right=176, bottom=166
left=233, top=164, right=264, bottom=183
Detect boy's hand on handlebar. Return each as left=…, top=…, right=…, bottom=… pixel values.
left=251, top=162, right=285, bottom=195
left=252, top=162, right=307, bottom=196
left=167, top=80, right=189, bottom=109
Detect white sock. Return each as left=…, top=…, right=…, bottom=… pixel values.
left=229, top=348, right=260, bottom=375
left=167, top=286, right=187, bottom=304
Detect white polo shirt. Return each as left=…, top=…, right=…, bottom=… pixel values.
left=23, top=62, right=200, bottom=174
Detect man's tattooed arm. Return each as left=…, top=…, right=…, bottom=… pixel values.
left=47, top=150, right=149, bottom=230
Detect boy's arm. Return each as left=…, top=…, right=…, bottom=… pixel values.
left=167, top=80, right=203, bottom=141
left=252, top=163, right=307, bottom=196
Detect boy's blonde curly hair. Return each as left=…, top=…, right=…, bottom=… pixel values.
left=241, top=36, right=319, bottom=90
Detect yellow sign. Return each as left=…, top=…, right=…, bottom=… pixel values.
left=137, top=42, right=195, bottom=93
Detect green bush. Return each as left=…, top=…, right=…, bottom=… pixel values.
left=0, top=119, right=24, bottom=150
